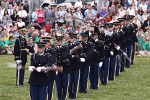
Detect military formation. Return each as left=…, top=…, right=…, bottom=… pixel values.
left=14, top=15, right=138, bottom=100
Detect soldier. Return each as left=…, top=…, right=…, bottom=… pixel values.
left=130, top=16, right=138, bottom=65
left=42, top=37, right=57, bottom=100
left=68, top=32, right=83, bottom=99
left=55, top=35, right=71, bottom=100
left=14, top=27, right=28, bottom=86
left=89, top=27, right=104, bottom=88
left=28, top=42, right=62, bottom=100
left=118, top=18, right=127, bottom=72
left=79, top=32, right=93, bottom=93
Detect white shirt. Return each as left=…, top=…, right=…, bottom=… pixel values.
left=17, top=22, right=25, bottom=28
left=119, top=10, right=126, bottom=17
left=74, top=1, right=82, bottom=8
left=7, top=9, right=14, bottom=16
left=139, top=4, right=148, bottom=11
left=127, top=8, right=135, bottom=15
left=18, top=10, right=27, bottom=18
left=0, top=9, right=4, bottom=16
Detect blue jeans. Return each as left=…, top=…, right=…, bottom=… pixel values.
left=68, top=69, right=79, bottom=99
left=30, top=85, right=47, bottom=100
left=99, top=57, right=110, bottom=85
left=48, top=80, right=54, bottom=100
left=79, top=66, right=89, bottom=92
left=126, top=45, right=132, bottom=68
left=16, top=62, right=26, bottom=86
left=90, top=62, right=99, bottom=89
left=109, top=56, right=116, bottom=80
left=56, top=73, right=69, bottom=100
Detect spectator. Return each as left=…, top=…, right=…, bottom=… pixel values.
left=127, top=4, right=135, bottom=16
left=84, top=4, right=96, bottom=19
left=44, top=20, right=52, bottom=33
left=133, top=16, right=141, bottom=29
left=0, top=6, right=4, bottom=16
left=11, top=9, right=19, bottom=25
left=18, top=6, right=27, bottom=23
left=138, top=7, right=144, bottom=16
left=4, top=36, right=15, bottom=54
left=23, top=0, right=29, bottom=13
left=7, top=4, right=14, bottom=16
left=74, top=0, right=82, bottom=8
left=31, top=8, right=38, bottom=23
left=139, top=1, right=148, bottom=11
left=37, top=7, right=45, bottom=27
left=56, top=6, right=66, bottom=26
left=17, top=17, right=25, bottom=28
left=65, top=8, right=74, bottom=27
left=3, top=10, right=10, bottom=25
left=142, top=10, right=148, bottom=22
left=13, top=2, right=19, bottom=11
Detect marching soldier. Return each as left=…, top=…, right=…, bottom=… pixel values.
left=89, top=27, right=104, bottom=88
left=55, top=35, right=71, bottom=100
left=28, top=42, right=62, bottom=100
left=68, top=32, right=83, bottom=99
left=14, top=27, right=28, bottom=86
left=79, top=32, right=93, bottom=93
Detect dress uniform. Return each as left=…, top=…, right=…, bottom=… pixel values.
left=130, top=16, right=138, bottom=65
left=68, top=32, right=83, bottom=99
left=124, top=17, right=133, bottom=68
left=28, top=42, right=49, bottom=100
left=55, top=36, right=71, bottom=100
left=14, top=28, right=28, bottom=86
left=43, top=37, right=57, bottom=100
left=89, top=28, right=105, bottom=88
left=119, top=18, right=127, bottom=72
left=79, top=33, right=93, bottom=93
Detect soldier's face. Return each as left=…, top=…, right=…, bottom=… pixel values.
left=57, top=40, right=62, bottom=46
left=37, top=47, right=44, bottom=54
left=82, top=37, right=88, bottom=42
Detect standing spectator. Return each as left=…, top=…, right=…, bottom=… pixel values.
left=74, top=6, right=84, bottom=28
left=139, top=1, right=148, bottom=11
left=65, top=8, right=74, bottom=27
left=31, top=8, right=38, bottom=23
left=56, top=6, right=66, bottom=26
left=37, top=7, right=45, bottom=27
left=13, top=2, right=19, bottom=11
left=101, top=0, right=109, bottom=10
left=84, top=4, right=96, bottom=19
left=7, top=4, right=14, bottom=17
left=44, top=5, right=55, bottom=24
left=127, top=4, right=136, bottom=16
left=3, top=10, right=10, bottom=25
left=74, top=0, right=82, bottom=8
left=11, top=10, right=19, bottom=25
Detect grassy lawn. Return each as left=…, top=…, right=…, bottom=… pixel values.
left=0, top=55, right=150, bottom=100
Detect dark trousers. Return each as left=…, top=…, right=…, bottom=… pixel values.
left=90, top=62, right=99, bottom=89
left=109, top=56, right=116, bottom=80
left=30, top=85, right=47, bottom=100
left=126, top=45, right=132, bottom=68
left=16, top=62, right=26, bottom=86
left=131, top=42, right=136, bottom=64
left=100, top=57, right=110, bottom=85
left=56, top=73, right=69, bottom=100
left=48, top=80, right=54, bottom=100
left=120, top=48, right=127, bottom=72
left=79, top=66, right=89, bottom=93
left=116, top=55, right=121, bottom=76
left=68, top=69, right=79, bottom=99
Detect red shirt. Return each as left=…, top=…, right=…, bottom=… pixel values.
left=106, top=18, right=112, bottom=23
left=45, top=25, right=52, bottom=33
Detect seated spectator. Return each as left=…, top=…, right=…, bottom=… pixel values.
left=18, top=6, right=27, bottom=24
left=11, top=9, right=19, bottom=25
left=4, top=36, right=15, bottom=54
left=0, top=36, right=6, bottom=54
left=44, top=20, right=52, bottom=33
left=17, top=17, right=25, bottom=28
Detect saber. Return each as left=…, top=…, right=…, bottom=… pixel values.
left=16, top=60, right=22, bottom=86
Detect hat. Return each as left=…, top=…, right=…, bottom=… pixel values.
left=107, top=23, right=114, bottom=28
left=94, top=26, right=100, bottom=35
left=118, top=18, right=125, bottom=22
left=41, top=37, right=51, bottom=43
left=68, top=30, right=77, bottom=38
left=36, top=42, right=46, bottom=48
left=81, top=31, right=89, bottom=38
left=113, top=21, right=120, bottom=26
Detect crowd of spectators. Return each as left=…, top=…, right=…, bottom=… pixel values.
left=0, top=0, right=149, bottom=56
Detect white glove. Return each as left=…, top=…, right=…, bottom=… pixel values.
left=123, top=52, right=127, bottom=56
left=99, top=62, right=103, bottom=68
left=53, top=64, right=58, bottom=75
left=80, top=58, right=85, bottom=62
left=26, top=49, right=29, bottom=52
left=36, top=67, right=45, bottom=72
left=116, top=46, right=120, bottom=50
left=95, top=38, right=98, bottom=42
left=29, top=66, right=35, bottom=72
left=110, top=51, right=114, bottom=55
left=16, top=60, right=22, bottom=64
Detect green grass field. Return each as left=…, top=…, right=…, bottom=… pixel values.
left=0, top=55, right=150, bottom=100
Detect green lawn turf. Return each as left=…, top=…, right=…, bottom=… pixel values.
left=0, top=55, right=150, bottom=100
